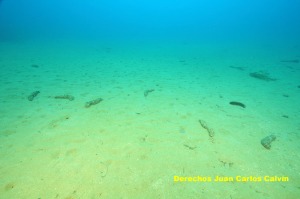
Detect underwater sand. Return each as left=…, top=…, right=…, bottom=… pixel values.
left=0, top=39, right=300, bottom=198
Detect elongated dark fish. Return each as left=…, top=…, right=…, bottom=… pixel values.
left=280, top=59, right=299, bottom=63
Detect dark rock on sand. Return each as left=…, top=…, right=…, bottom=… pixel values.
left=85, top=98, right=103, bottom=108
left=261, top=135, right=276, bottom=149
left=249, top=71, right=277, bottom=81
left=28, top=91, right=40, bottom=101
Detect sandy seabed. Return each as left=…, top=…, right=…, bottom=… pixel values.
left=0, top=39, right=299, bottom=199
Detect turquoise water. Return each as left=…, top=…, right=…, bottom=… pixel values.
left=0, top=1, right=300, bottom=198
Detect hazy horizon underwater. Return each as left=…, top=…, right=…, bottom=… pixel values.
left=0, top=0, right=300, bottom=198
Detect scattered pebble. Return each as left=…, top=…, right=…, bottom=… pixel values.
left=144, top=89, right=155, bottom=97
left=54, top=95, right=75, bottom=101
